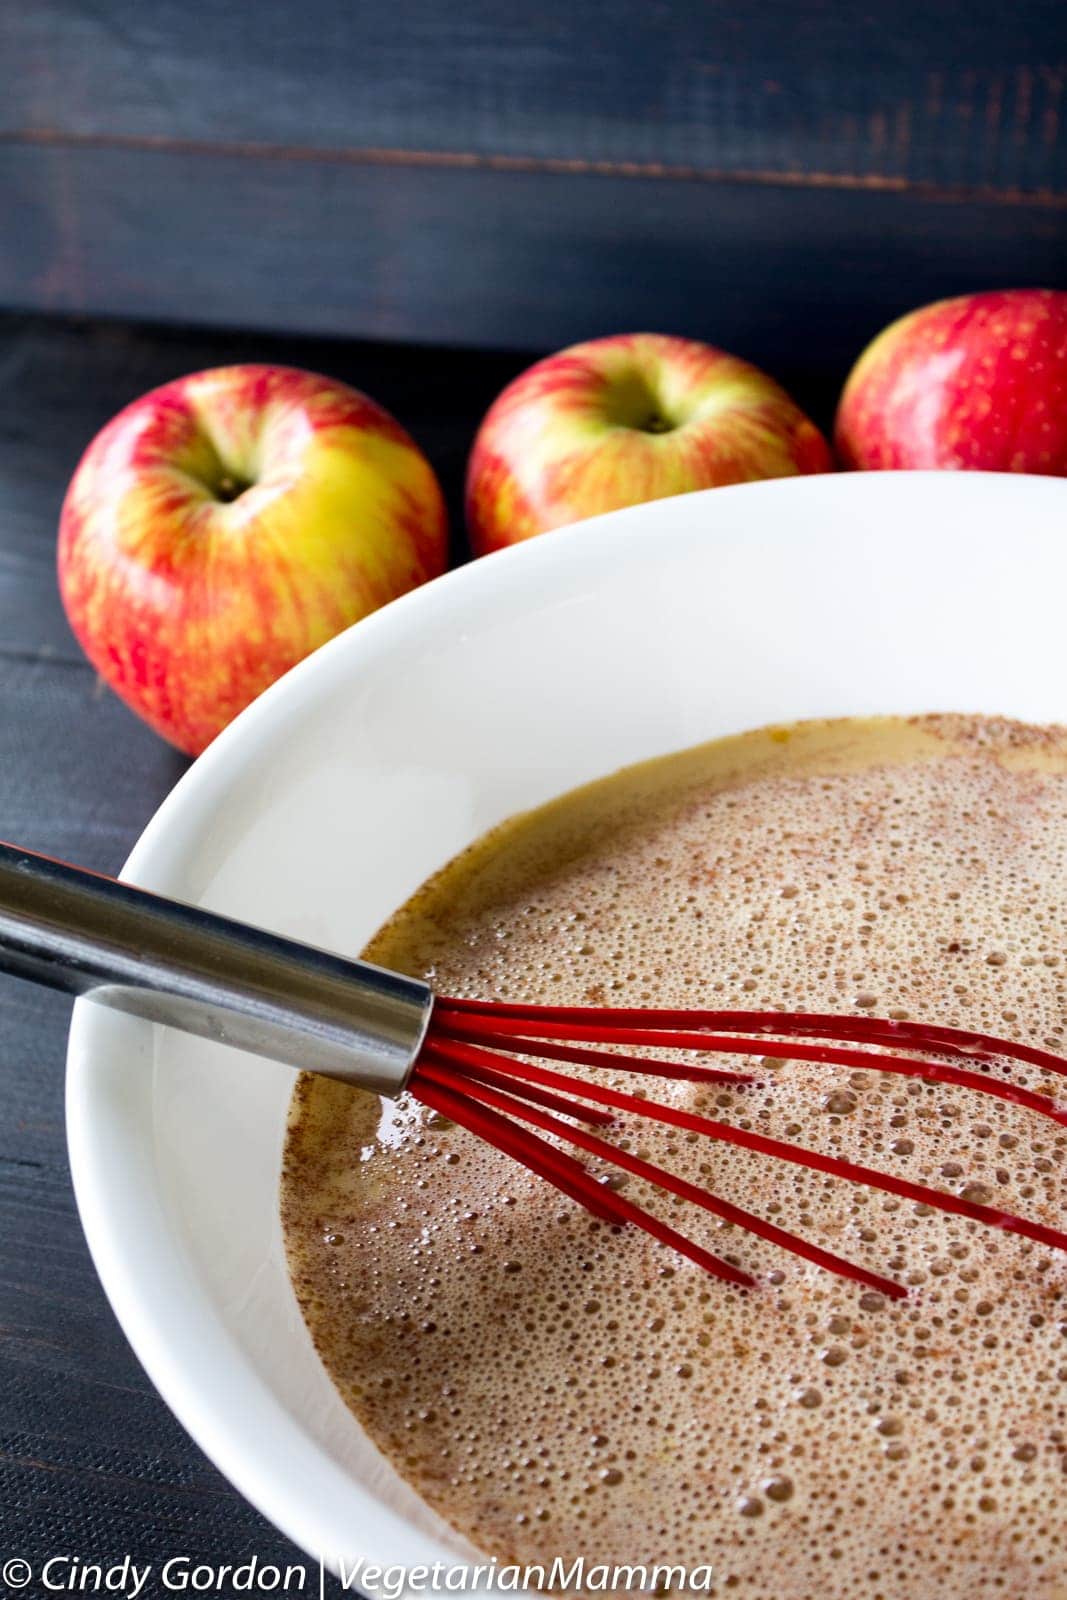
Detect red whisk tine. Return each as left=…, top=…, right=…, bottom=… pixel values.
left=436, top=998, right=1067, bottom=1079
left=418, top=1046, right=905, bottom=1300
left=423, top=999, right=1067, bottom=1290
left=414, top=1074, right=619, bottom=1223
left=412, top=1063, right=754, bottom=1289
left=431, top=1004, right=1067, bottom=1132
left=431, top=1013, right=754, bottom=1087
left=430, top=1044, right=1067, bottom=1259
left=431, top=1012, right=1067, bottom=1127
left=419, top=1041, right=614, bottom=1127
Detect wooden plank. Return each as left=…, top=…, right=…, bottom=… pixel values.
left=0, top=655, right=273, bottom=1575
left=2, top=0, right=1063, bottom=195
left=0, top=139, right=1062, bottom=358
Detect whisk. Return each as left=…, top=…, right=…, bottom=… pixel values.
left=3, top=839, right=1066, bottom=1302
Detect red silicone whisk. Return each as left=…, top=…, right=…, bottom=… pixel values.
left=3, top=840, right=1065, bottom=1302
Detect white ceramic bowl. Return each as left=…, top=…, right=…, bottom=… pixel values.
left=66, top=471, right=1067, bottom=1575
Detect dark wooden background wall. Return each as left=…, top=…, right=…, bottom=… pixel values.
left=0, top=1, right=1063, bottom=371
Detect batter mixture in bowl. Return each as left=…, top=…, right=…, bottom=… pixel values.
left=282, top=715, right=1067, bottom=1598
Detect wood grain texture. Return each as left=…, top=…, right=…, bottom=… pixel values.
left=0, top=0, right=1062, bottom=346
left=3, top=0, right=1064, bottom=192
left=1, top=139, right=1063, bottom=357
left=0, top=313, right=532, bottom=1593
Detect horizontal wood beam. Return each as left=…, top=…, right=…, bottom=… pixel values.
left=1, top=139, right=1062, bottom=353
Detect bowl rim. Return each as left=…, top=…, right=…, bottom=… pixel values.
left=64, top=470, right=1067, bottom=1575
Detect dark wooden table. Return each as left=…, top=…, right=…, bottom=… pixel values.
left=0, top=312, right=842, bottom=1592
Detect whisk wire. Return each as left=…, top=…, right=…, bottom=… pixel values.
left=417, top=1062, right=755, bottom=1287
left=415, top=1003, right=1067, bottom=1294
left=418, top=1045, right=906, bottom=1300
left=438, top=998, right=1067, bottom=1077
left=434, top=1014, right=1067, bottom=1128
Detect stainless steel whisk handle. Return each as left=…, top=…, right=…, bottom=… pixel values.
left=0, top=841, right=431, bottom=1095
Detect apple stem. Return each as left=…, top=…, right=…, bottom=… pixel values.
left=215, top=474, right=249, bottom=503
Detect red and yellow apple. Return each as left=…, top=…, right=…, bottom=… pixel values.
left=835, top=288, right=1067, bottom=473
left=58, top=364, right=448, bottom=755
left=465, top=333, right=832, bottom=555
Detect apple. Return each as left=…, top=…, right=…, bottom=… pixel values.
left=58, top=364, right=448, bottom=755
left=465, top=333, right=832, bottom=554
left=835, top=288, right=1067, bottom=473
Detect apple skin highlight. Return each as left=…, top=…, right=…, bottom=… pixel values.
left=465, top=332, right=832, bottom=555
left=58, top=365, right=448, bottom=756
left=834, top=289, right=1067, bottom=473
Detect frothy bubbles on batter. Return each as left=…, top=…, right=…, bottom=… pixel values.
left=282, top=715, right=1067, bottom=1599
